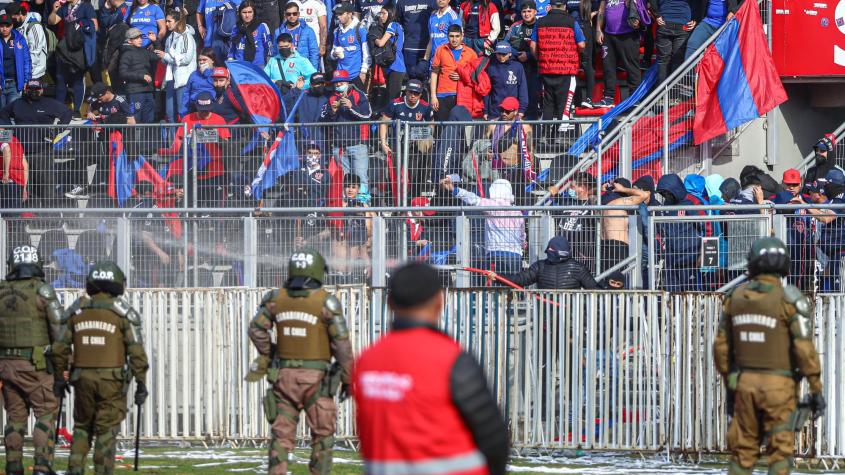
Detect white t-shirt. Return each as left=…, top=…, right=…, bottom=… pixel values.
left=295, top=0, right=327, bottom=47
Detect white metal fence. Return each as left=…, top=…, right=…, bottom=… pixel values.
left=0, top=287, right=829, bottom=461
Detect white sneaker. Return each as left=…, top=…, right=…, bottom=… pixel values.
left=558, top=123, right=575, bottom=133
left=64, top=185, right=88, bottom=199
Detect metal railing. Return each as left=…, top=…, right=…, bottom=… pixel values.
left=0, top=286, right=832, bottom=460
left=10, top=202, right=845, bottom=294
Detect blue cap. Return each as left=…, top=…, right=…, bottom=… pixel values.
left=494, top=41, right=512, bottom=54
left=825, top=169, right=845, bottom=186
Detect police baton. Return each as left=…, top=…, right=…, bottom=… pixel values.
left=54, top=393, right=64, bottom=445
left=134, top=403, right=142, bottom=471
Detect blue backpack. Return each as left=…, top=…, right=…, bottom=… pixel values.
left=213, top=1, right=238, bottom=39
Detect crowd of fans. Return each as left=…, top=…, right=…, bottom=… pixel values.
left=0, top=0, right=745, bottom=207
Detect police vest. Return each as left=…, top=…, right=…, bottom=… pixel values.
left=270, top=288, right=331, bottom=361
left=354, top=327, right=487, bottom=475
left=727, top=278, right=793, bottom=372
left=0, top=279, right=50, bottom=350
left=70, top=299, right=127, bottom=368
left=536, top=10, right=580, bottom=75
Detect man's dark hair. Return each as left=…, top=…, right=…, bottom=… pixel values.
left=388, top=262, right=441, bottom=310
left=571, top=172, right=596, bottom=190
left=284, top=1, right=299, bottom=10
left=277, top=32, right=294, bottom=43
left=447, top=24, right=463, bottom=34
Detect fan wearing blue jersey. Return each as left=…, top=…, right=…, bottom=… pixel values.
left=424, top=0, right=461, bottom=69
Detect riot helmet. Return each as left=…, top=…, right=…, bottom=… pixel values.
left=747, top=237, right=790, bottom=278
left=6, top=245, right=44, bottom=280
left=285, top=248, right=327, bottom=289
left=86, top=261, right=127, bottom=296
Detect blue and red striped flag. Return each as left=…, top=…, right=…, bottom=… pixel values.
left=250, top=131, right=299, bottom=200
left=693, top=0, right=787, bottom=144
left=225, top=60, right=282, bottom=125
left=108, top=131, right=168, bottom=206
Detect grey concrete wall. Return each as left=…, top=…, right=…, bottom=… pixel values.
left=709, top=83, right=845, bottom=182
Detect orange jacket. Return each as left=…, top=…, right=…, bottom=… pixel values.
left=456, top=56, right=491, bottom=119
left=432, top=44, right=478, bottom=96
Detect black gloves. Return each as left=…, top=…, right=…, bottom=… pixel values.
left=135, top=380, right=149, bottom=406
left=53, top=378, right=69, bottom=398
left=810, top=392, right=826, bottom=420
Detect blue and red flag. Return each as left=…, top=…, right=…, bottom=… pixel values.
left=693, top=0, right=787, bottom=144
left=250, top=131, right=299, bottom=200
left=225, top=60, right=282, bottom=125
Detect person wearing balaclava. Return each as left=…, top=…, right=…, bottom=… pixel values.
left=654, top=173, right=709, bottom=291
left=485, top=235, right=600, bottom=289
left=728, top=165, right=766, bottom=214
left=441, top=176, right=525, bottom=275
left=804, top=134, right=841, bottom=189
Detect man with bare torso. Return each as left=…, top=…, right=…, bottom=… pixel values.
left=600, top=179, right=650, bottom=271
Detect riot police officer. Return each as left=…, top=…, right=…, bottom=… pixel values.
left=246, top=248, right=353, bottom=475
left=0, top=246, right=64, bottom=475
left=51, top=261, right=149, bottom=475
left=714, top=237, right=826, bottom=475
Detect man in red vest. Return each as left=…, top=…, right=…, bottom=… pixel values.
left=353, top=262, right=509, bottom=475
left=532, top=0, right=585, bottom=137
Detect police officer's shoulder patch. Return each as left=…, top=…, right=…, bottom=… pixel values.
left=62, top=297, right=84, bottom=323
left=325, top=295, right=343, bottom=315
left=36, top=283, right=57, bottom=301
left=261, top=289, right=279, bottom=306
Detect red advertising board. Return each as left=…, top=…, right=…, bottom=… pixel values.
left=771, top=0, right=845, bottom=78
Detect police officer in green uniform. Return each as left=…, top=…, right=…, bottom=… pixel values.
left=0, top=246, right=64, bottom=475
left=714, top=237, right=826, bottom=475
left=246, top=248, right=354, bottom=475
left=51, top=261, right=149, bottom=475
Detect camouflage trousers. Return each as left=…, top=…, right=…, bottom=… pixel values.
left=267, top=368, right=336, bottom=475
left=67, top=368, right=128, bottom=475
left=727, top=372, right=797, bottom=475
left=0, top=359, right=59, bottom=475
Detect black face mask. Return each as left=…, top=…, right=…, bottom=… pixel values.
left=214, top=86, right=225, bottom=97
left=12, top=19, right=23, bottom=28
left=310, top=85, right=324, bottom=95
left=279, top=47, right=292, bottom=58
left=816, top=152, right=828, bottom=163
left=25, top=90, right=40, bottom=101
left=659, top=191, right=678, bottom=205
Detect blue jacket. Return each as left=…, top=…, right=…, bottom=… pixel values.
left=656, top=173, right=705, bottom=266
left=180, top=68, right=215, bottom=116
left=484, top=58, right=528, bottom=117
left=0, top=30, right=31, bottom=92
left=274, top=20, right=320, bottom=70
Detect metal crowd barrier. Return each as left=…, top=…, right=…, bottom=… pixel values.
left=0, top=287, right=832, bottom=462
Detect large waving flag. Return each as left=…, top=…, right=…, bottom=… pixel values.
left=693, top=0, right=787, bottom=144
left=108, top=131, right=168, bottom=206
left=225, top=60, right=282, bottom=125
left=249, top=91, right=306, bottom=200
left=250, top=131, right=299, bottom=200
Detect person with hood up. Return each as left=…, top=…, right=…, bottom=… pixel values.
left=687, top=173, right=724, bottom=289
left=486, top=235, right=599, bottom=289
left=805, top=134, right=841, bottom=189
left=655, top=173, right=710, bottom=291
left=727, top=165, right=767, bottom=214
left=633, top=174, right=657, bottom=287
left=440, top=176, right=526, bottom=275
left=13, top=3, right=45, bottom=82
left=484, top=41, right=528, bottom=119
